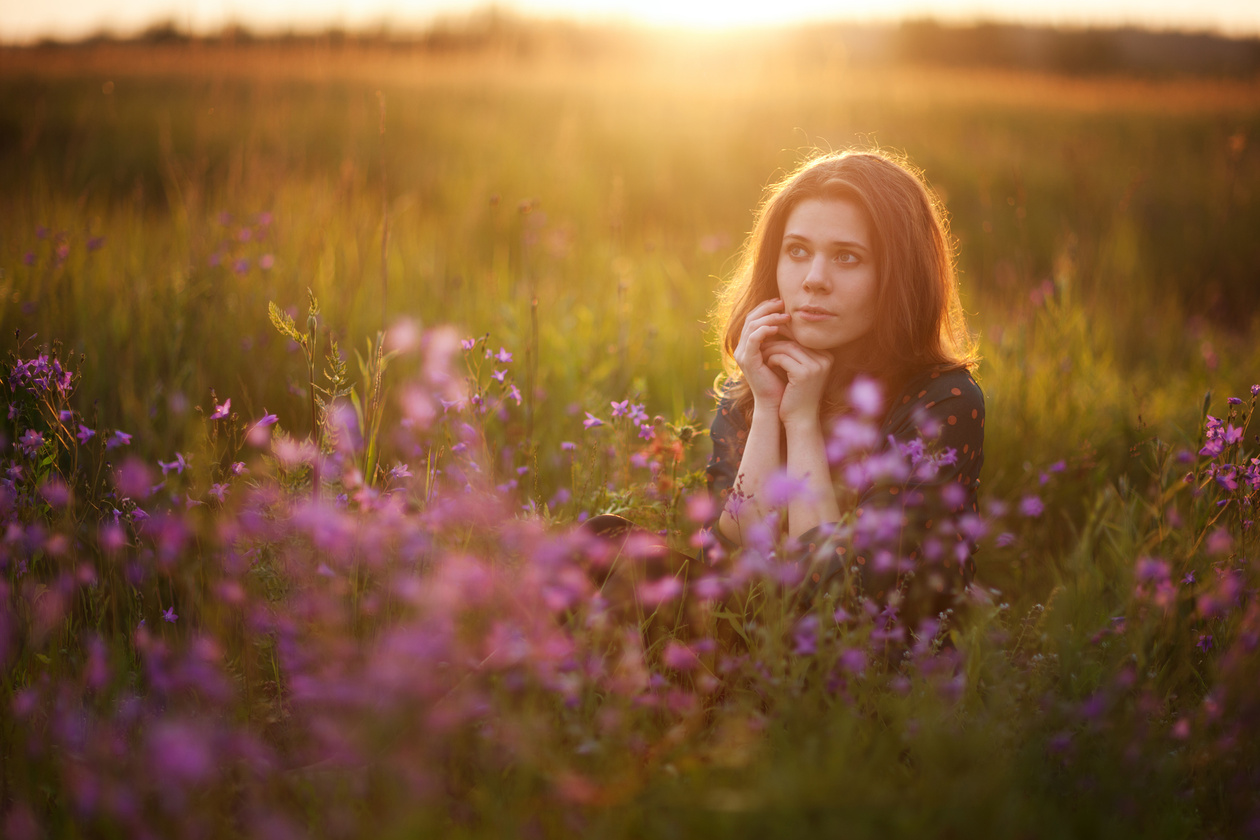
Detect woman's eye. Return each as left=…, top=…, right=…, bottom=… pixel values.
left=787, top=244, right=807, bottom=258
left=836, top=251, right=858, bottom=264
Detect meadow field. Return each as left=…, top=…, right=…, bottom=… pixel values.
left=2, top=28, right=1260, bottom=838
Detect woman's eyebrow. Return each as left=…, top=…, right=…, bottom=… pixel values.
left=783, top=232, right=869, bottom=250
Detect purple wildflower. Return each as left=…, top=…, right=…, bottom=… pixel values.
left=491, top=369, right=507, bottom=383
left=560, top=441, right=576, bottom=451
left=507, top=384, right=522, bottom=405
left=793, top=614, right=820, bottom=656
left=611, top=399, right=630, bottom=417
left=1228, top=397, right=1243, bottom=406
left=583, top=412, right=604, bottom=430
left=1135, top=556, right=1170, bottom=583
left=158, top=453, right=187, bottom=476
left=638, top=576, right=683, bottom=606
left=107, top=431, right=131, bottom=449
left=210, top=398, right=231, bottom=420
left=662, top=641, right=701, bottom=671
left=494, top=347, right=513, bottom=363
left=839, top=647, right=866, bottom=675
left=252, top=411, right=279, bottom=430
left=461, top=337, right=476, bottom=350
left=849, top=376, right=883, bottom=416
left=162, top=606, right=178, bottom=623
left=1019, top=495, right=1044, bottom=517
left=637, top=422, right=655, bottom=441
left=1196, top=633, right=1214, bottom=652
left=17, top=429, right=43, bottom=457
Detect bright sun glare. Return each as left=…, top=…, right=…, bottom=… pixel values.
left=3, top=0, right=1259, bottom=41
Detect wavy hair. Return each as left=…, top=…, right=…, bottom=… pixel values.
left=713, top=149, right=977, bottom=422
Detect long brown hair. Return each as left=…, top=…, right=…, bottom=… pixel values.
left=714, top=149, right=977, bottom=422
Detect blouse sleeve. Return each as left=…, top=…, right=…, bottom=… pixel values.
left=701, top=395, right=748, bottom=562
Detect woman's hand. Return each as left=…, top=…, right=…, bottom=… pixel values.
left=732, top=298, right=791, bottom=412
left=763, top=339, right=832, bottom=431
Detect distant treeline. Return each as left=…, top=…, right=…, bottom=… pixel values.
left=21, top=8, right=1260, bottom=78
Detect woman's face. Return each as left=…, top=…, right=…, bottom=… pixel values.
left=775, top=197, right=878, bottom=354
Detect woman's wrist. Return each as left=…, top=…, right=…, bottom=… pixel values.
left=780, top=411, right=823, bottom=437
left=750, top=400, right=782, bottom=424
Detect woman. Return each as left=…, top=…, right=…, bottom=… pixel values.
left=706, top=149, right=983, bottom=614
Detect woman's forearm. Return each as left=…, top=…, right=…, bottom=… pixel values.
left=717, top=406, right=782, bottom=545
left=782, top=417, right=841, bottom=539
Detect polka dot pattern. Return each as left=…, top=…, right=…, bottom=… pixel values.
left=703, top=367, right=986, bottom=583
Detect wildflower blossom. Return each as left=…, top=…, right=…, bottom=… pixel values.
left=638, top=575, right=683, bottom=606
left=158, top=453, right=187, bottom=476
left=839, top=647, right=866, bottom=675
left=494, top=347, right=513, bottom=363
left=461, top=337, right=476, bottom=350
left=611, top=399, right=630, bottom=417
left=583, top=412, right=604, bottom=430
left=107, top=431, right=132, bottom=449
left=849, top=376, right=883, bottom=416
left=210, top=398, right=231, bottom=420
left=1019, top=495, right=1044, bottom=517
left=793, top=614, right=820, bottom=656
left=17, top=429, right=43, bottom=457
left=162, top=606, right=178, bottom=623
left=662, top=641, right=701, bottom=671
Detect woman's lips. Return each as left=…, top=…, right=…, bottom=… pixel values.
left=795, top=306, right=836, bottom=322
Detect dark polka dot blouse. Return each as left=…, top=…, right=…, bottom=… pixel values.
left=704, top=367, right=985, bottom=608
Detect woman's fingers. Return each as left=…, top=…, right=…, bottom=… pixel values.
left=765, top=342, right=832, bottom=377
left=739, top=300, right=788, bottom=339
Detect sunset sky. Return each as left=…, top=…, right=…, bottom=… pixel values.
left=4, top=0, right=1259, bottom=42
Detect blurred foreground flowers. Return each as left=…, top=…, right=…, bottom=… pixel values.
left=2, top=327, right=1260, bottom=839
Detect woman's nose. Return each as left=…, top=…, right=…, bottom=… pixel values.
left=802, top=257, right=829, bottom=292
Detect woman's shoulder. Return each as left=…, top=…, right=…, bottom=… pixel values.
left=882, top=366, right=984, bottom=442
left=890, top=367, right=983, bottom=412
